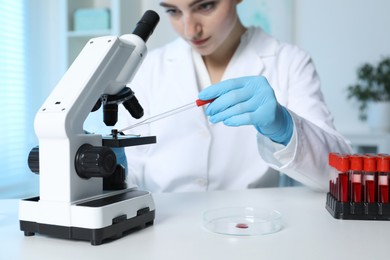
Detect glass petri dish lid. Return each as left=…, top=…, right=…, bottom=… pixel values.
left=203, top=206, right=282, bottom=236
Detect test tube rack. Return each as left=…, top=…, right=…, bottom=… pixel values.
left=326, top=153, right=390, bottom=220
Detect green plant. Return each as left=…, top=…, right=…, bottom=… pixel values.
left=347, top=57, right=390, bottom=120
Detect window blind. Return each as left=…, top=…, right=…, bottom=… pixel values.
left=0, top=0, right=37, bottom=198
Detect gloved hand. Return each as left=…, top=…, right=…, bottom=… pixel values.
left=198, top=76, right=293, bottom=145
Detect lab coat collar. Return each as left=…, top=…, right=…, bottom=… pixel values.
left=222, top=27, right=279, bottom=80
left=245, top=26, right=279, bottom=58
left=164, top=38, right=200, bottom=104
left=163, top=27, right=280, bottom=96
left=165, top=37, right=192, bottom=61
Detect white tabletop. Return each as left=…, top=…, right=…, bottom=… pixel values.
left=1, top=187, right=389, bottom=260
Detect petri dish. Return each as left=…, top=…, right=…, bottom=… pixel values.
left=203, top=207, right=282, bottom=236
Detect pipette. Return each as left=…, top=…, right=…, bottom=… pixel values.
left=118, top=99, right=214, bottom=132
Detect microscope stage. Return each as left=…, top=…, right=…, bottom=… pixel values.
left=102, top=135, right=156, bottom=147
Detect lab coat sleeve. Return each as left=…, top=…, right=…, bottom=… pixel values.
left=257, top=44, right=353, bottom=191
left=258, top=110, right=353, bottom=191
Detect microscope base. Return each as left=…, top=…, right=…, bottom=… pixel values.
left=19, top=189, right=155, bottom=245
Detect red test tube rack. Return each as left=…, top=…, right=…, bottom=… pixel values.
left=326, top=153, right=390, bottom=220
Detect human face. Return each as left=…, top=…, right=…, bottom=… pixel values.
left=159, top=0, right=241, bottom=56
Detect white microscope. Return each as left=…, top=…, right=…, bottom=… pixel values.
left=19, top=10, right=160, bottom=245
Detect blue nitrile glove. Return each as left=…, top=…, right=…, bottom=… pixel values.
left=198, top=76, right=293, bottom=145
left=112, top=147, right=128, bottom=174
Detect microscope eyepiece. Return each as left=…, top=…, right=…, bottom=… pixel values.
left=132, top=10, right=160, bottom=42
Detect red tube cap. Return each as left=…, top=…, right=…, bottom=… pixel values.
left=350, top=155, right=363, bottom=171
left=337, top=155, right=350, bottom=172
left=377, top=156, right=390, bottom=172
left=363, top=156, right=377, bottom=172
left=329, top=153, right=340, bottom=168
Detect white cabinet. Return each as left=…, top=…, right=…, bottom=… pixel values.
left=64, top=0, right=141, bottom=67
left=343, top=132, right=390, bottom=154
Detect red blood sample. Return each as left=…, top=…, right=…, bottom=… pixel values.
left=377, top=156, right=390, bottom=203
left=363, top=156, right=377, bottom=203
left=365, top=179, right=375, bottom=203
left=379, top=184, right=389, bottom=203
left=328, top=153, right=340, bottom=197
left=235, top=223, right=249, bottom=229
left=337, top=155, right=350, bottom=202
left=350, top=156, right=363, bottom=203
left=339, top=173, right=349, bottom=202
left=378, top=175, right=389, bottom=203
left=352, top=182, right=362, bottom=202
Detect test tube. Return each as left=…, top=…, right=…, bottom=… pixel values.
left=349, top=155, right=363, bottom=203
left=337, top=155, right=350, bottom=202
left=328, top=153, right=339, bottom=197
left=363, top=155, right=377, bottom=203
left=376, top=155, right=389, bottom=203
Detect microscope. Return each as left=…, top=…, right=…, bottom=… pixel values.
left=19, top=10, right=160, bottom=245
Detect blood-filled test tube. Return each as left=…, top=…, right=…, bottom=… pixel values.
left=337, top=155, right=350, bottom=202
left=363, top=155, right=377, bottom=203
left=328, top=153, right=339, bottom=197
left=349, top=155, right=363, bottom=203
left=377, top=155, right=389, bottom=203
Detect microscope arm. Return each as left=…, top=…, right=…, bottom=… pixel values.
left=34, top=11, right=159, bottom=202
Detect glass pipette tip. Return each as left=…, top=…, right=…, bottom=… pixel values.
left=118, top=98, right=214, bottom=132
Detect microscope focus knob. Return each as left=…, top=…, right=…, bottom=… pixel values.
left=75, top=144, right=117, bottom=179
left=27, top=146, right=40, bottom=174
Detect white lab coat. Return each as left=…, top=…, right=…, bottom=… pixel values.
left=119, top=27, right=352, bottom=193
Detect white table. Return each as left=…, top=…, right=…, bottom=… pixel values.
left=1, top=187, right=389, bottom=260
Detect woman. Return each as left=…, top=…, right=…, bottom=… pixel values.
left=118, top=0, right=352, bottom=192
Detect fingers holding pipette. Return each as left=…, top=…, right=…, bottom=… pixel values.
left=198, top=76, right=267, bottom=125
left=198, top=76, right=293, bottom=145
